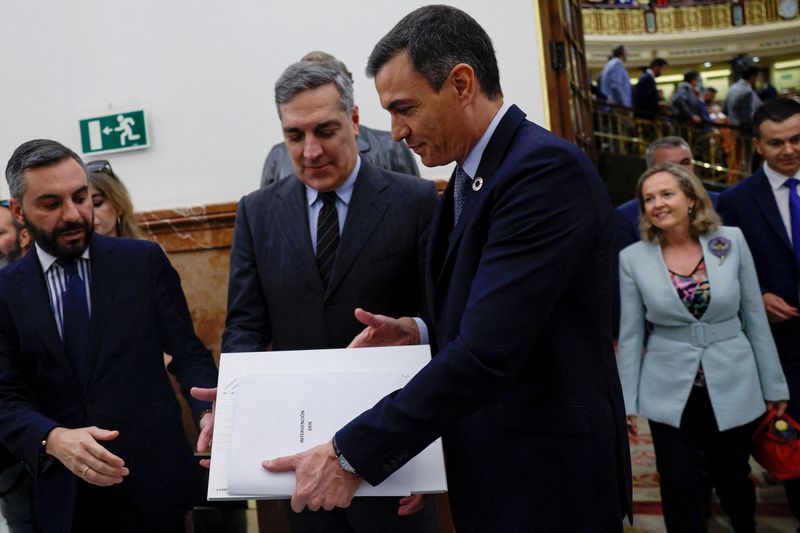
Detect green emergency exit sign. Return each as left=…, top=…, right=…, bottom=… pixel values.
left=79, top=110, right=149, bottom=154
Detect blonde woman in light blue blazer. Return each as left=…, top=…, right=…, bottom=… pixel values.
left=617, top=162, right=789, bottom=533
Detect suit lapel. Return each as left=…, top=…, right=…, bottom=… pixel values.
left=325, top=165, right=389, bottom=299
left=272, top=179, right=325, bottom=295
left=431, top=105, right=526, bottom=297
left=749, top=169, right=793, bottom=252
left=646, top=241, right=699, bottom=322
left=15, top=250, right=81, bottom=390
left=86, top=235, right=119, bottom=386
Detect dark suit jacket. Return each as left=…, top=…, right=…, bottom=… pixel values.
left=0, top=235, right=218, bottom=532
left=260, top=124, right=420, bottom=188
left=336, top=105, right=632, bottom=532
left=633, top=71, right=659, bottom=118
left=225, top=162, right=437, bottom=352
left=717, top=168, right=800, bottom=417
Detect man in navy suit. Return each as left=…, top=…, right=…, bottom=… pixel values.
left=633, top=57, right=667, bottom=118
left=717, top=97, right=800, bottom=522
left=256, top=6, right=631, bottom=531
left=0, top=140, right=218, bottom=532
left=222, top=61, right=438, bottom=532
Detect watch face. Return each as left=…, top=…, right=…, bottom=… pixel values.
left=779, top=0, right=798, bottom=19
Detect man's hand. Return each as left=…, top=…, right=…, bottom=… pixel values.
left=767, top=400, right=789, bottom=418
left=398, top=494, right=426, bottom=516
left=45, top=426, right=128, bottom=486
left=262, top=441, right=362, bottom=512
left=763, top=293, right=799, bottom=323
left=191, top=387, right=217, bottom=468
left=348, top=308, right=420, bottom=348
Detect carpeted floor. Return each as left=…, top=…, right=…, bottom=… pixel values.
left=625, top=417, right=798, bottom=532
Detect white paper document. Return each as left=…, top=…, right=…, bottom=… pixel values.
left=207, top=345, right=448, bottom=500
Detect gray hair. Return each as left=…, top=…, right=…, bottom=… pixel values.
left=6, top=139, right=87, bottom=200
left=645, top=136, right=691, bottom=167
left=274, top=61, right=354, bottom=119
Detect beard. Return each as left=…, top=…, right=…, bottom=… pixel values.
left=0, top=238, right=22, bottom=266
left=24, top=215, right=93, bottom=261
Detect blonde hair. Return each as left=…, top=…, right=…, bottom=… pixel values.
left=88, top=170, right=141, bottom=238
left=635, top=162, right=720, bottom=243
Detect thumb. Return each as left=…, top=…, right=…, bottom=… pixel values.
left=191, top=387, right=217, bottom=402
left=86, top=427, right=120, bottom=441
left=353, top=308, right=378, bottom=327
left=262, top=455, right=298, bottom=473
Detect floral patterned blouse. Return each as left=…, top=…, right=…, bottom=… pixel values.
left=669, top=257, right=710, bottom=386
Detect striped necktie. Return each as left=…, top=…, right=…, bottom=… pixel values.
left=316, top=191, right=340, bottom=289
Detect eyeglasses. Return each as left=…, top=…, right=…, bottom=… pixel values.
left=86, top=159, right=119, bottom=180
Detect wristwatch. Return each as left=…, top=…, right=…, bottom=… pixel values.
left=331, top=437, right=358, bottom=475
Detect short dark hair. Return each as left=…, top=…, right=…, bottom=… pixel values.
left=650, top=58, right=667, bottom=69
left=683, top=70, right=701, bottom=83
left=366, top=5, right=502, bottom=99
left=752, top=98, right=800, bottom=138
left=704, top=87, right=718, bottom=94
left=742, top=65, right=761, bottom=81
left=612, top=45, right=626, bottom=58
left=5, top=139, right=86, bottom=200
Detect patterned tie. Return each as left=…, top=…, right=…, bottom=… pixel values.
left=57, top=258, right=90, bottom=383
left=453, top=166, right=471, bottom=225
left=785, top=178, right=800, bottom=269
left=316, top=191, right=340, bottom=289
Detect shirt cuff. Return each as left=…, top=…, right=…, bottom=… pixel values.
left=412, top=317, right=428, bottom=345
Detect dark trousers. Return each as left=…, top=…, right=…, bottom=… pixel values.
left=0, top=464, right=35, bottom=533
left=72, top=480, right=184, bottom=533
left=287, top=496, right=438, bottom=533
left=649, top=386, right=758, bottom=533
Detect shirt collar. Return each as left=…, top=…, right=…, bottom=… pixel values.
left=305, top=156, right=361, bottom=207
left=36, top=242, right=91, bottom=273
left=461, top=102, right=510, bottom=179
left=763, top=161, right=800, bottom=191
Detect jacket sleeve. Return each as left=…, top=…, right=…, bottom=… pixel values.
left=734, top=228, right=789, bottom=400
left=616, top=249, right=647, bottom=415
left=153, top=244, right=219, bottom=424
left=222, top=199, right=273, bottom=353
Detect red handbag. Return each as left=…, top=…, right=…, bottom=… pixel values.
left=752, top=408, right=800, bottom=481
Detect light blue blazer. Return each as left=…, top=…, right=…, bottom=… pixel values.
left=617, top=225, right=788, bottom=431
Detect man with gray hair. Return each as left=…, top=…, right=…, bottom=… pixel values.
left=260, top=51, right=419, bottom=187
left=201, top=60, right=438, bottom=532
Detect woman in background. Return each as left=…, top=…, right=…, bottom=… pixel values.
left=617, top=162, right=788, bottom=532
left=86, top=159, right=140, bottom=238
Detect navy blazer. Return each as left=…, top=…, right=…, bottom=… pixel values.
left=0, top=235, right=218, bottom=532
left=336, top=106, right=632, bottom=531
left=224, top=162, right=437, bottom=352
left=718, top=167, right=800, bottom=417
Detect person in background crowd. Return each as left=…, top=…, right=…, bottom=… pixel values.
left=260, top=51, right=419, bottom=187
left=618, top=162, right=788, bottom=533
left=86, top=160, right=141, bottom=239
left=0, top=139, right=218, bottom=532
left=671, top=71, right=705, bottom=124
left=757, top=68, right=778, bottom=103
left=717, top=98, right=800, bottom=526
left=725, top=65, right=763, bottom=135
left=0, top=201, right=30, bottom=269
left=600, top=44, right=633, bottom=108
left=634, top=58, right=668, bottom=118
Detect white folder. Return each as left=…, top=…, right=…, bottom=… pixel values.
left=207, top=345, right=448, bottom=500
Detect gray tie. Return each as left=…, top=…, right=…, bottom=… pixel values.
left=453, top=166, right=471, bottom=225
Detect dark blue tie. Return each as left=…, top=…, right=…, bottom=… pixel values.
left=453, top=167, right=471, bottom=225
left=57, top=259, right=90, bottom=383
left=316, top=191, right=339, bottom=289
left=786, top=178, right=800, bottom=270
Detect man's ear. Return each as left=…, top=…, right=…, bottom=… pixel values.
left=351, top=105, right=360, bottom=137
left=450, top=63, right=477, bottom=103
left=9, top=198, right=24, bottom=226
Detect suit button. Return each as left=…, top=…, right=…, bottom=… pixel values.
left=383, top=464, right=393, bottom=473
